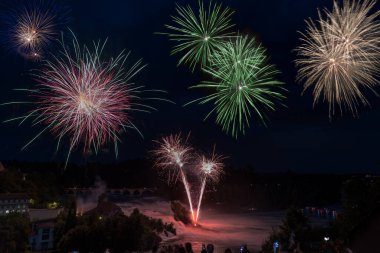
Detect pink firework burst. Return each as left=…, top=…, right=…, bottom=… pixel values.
left=5, top=34, right=163, bottom=165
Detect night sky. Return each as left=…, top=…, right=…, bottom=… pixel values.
left=1, top=0, right=380, bottom=173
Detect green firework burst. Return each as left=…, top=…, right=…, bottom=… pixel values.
left=162, top=0, right=235, bottom=71
left=188, top=35, right=286, bottom=138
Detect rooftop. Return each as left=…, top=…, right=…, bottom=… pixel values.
left=29, top=208, right=63, bottom=222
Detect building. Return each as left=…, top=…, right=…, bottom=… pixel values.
left=30, top=219, right=56, bottom=251
left=0, top=193, right=29, bottom=216
left=29, top=208, right=62, bottom=252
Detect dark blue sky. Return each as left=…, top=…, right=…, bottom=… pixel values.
left=1, top=0, right=380, bottom=173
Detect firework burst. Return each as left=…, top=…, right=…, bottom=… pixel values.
left=1, top=0, right=68, bottom=59
left=153, top=133, right=196, bottom=221
left=195, top=150, right=224, bottom=223
left=295, top=0, right=380, bottom=117
left=198, top=152, right=224, bottom=183
left=153, top=133, right=193, bottom=183
left=187, top=35, right=285, bottom=138
left=4, top=33, right=166, bottom=165
left=153, top=134, right=225, bottom=224
left=161, top=0, right=235, bottom=70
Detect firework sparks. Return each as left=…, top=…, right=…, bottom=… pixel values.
left=153, top=133, right=195, bottom=221
left=195, top=151, right=224, bottom=223
left=4, top=33, right=166, bottom=165
left=1, top=0, right=68, bottom=59
left=295, top=0, right=380, bottom=117
left=161, top=0, right=235, bottom=70
left=198, top=151, right=224, bottom=184
left=153, top=133, right=193, bottom=183
left=153, top=134, right=225, bottom=224
left=187, top=35, right=285, bottom=138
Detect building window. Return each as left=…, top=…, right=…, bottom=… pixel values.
left=41, top=228, right=50, bottom=241
left=41, top=242, right=49, bottom=250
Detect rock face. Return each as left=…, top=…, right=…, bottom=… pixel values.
left=171, top=200, right=192, bottom=225
left=84, top=193, right=123, bottom=218
left=0, top=161, right=5, bottom=172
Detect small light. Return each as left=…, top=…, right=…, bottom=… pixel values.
left=324, top=237, right=330, bottom=242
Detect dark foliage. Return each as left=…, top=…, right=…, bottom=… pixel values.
left=0, top=213, right=31, bottom=253
left=57, top=208, right=174, bottom=253
left=332, top=176, right=380, bottom=242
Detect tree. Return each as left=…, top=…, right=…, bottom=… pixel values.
left=57, top=209, right=169, bottom=252
left=0, top=214, right=31, bottom=253
left=333, top=177, right=380, bottom=242
left=54, top=197, right=77, bottom=247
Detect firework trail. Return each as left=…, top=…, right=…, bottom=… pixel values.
left=195, top=151, right=224, bottom=223
left=153, top=134, right=225, bottom=224
left=160, top=0, right=235, bottom=70
left=1, top=0, right=69, bottom=59
left=295, top=0, right=380, bottom=117
left=153, top=133, right=196, bottom=221
left=4, top=33, right=168, bottom=166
